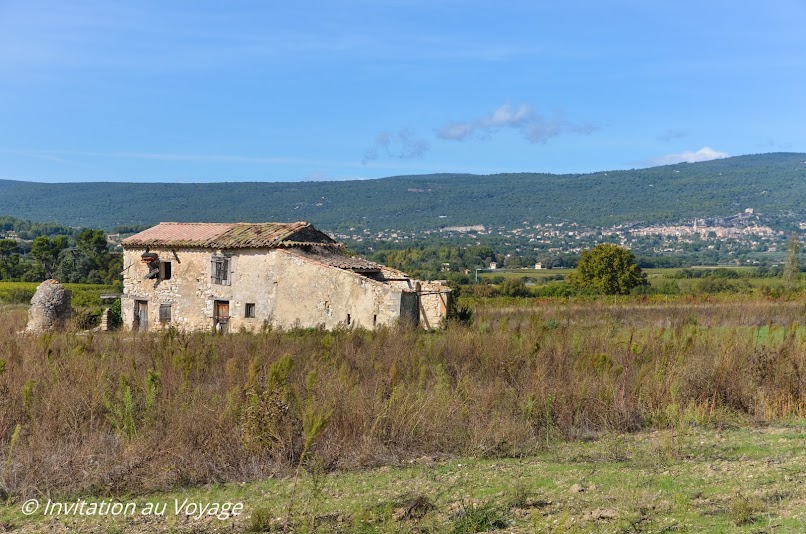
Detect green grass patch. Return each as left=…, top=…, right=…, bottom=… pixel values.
left=2, top=423, right=804, bottom=533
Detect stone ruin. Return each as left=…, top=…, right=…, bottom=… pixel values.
left=25, top=279, right=72, bottom=333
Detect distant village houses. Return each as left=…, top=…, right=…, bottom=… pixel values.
left=120, top=222, right=450, bottom=332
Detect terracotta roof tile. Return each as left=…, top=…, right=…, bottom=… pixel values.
left=121, top=221, right=337, bottom=249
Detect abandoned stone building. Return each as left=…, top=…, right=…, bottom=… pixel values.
left=120, top=221, right=450, bottom=332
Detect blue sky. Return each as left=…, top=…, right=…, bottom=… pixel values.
left=1, top=0, right=804, bottom=183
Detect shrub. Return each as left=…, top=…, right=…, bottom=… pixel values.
left=499, top=278, right=531, bottom=297
left=696, top=277, right=738, bottom=294
left=451, top=502, right=510, bottom=533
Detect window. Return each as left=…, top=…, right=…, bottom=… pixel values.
left=245, top=303, right=256, bottom=318
left=346, top=313, right=351, bottom=326
left=211, top=256, right=230, bottom=285
left=159, top=261, right=172, bottom=280
left=159, top=304, right=171, bottom=323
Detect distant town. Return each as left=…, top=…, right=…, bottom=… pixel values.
left=334, top=208, right=792, bottom=272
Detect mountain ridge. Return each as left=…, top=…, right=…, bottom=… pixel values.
left=1, top=152, right=803, bottom=232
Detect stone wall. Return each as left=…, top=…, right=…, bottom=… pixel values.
left=122, top=247, right=416, bottom=332
left=418, top=281, right=451, bottom=329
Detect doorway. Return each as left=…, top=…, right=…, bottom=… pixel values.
left=134, top=300, right=148, bottom=332
left=214, top=300, right=230, bottom=333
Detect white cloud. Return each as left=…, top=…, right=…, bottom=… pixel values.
left=484, top=104, right=532, bottom=127
left=649, top=147, right=729, bottom=166
left=437, top=103, right=598, bottom=144
left=437, top=122, right=476, bottom=141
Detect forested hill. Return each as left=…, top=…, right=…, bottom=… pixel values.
left=1, top=152, right=804, bottom=232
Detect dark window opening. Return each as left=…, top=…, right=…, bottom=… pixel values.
left=159, top=261, right=172, bottom=280
left=212, top=256, right=230, bottom=285
left=373, top=314, right=377, bottom=327
left=245, top=303, right=256, bottom=318
left=159, top=304, right=171, bottom=323
left=347, top=313, right=351, bottom=326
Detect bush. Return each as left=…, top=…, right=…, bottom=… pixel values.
left=499, top=278, right=531, bottom=297
left=533, top=283, right=577, bottom=298
left=71, top=307, right=100, bottom=330
left=109, top=298, right=123, bottom=329
left=696, top=277, right=738, bottom=294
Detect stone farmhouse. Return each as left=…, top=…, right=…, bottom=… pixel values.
left=120, top=222, right=450, bottom=332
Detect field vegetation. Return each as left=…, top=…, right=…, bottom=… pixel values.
left=470, top=266, right=796, bottom=301
left=1, top=288, right=806, bottom=531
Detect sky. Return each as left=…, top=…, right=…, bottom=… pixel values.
left=0, top=0, right=804, bottom=183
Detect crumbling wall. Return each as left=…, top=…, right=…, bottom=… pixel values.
left=26, top=279, right=71, bottom=332
left=122, top=248, right=210, bottom=331
left=418, top=281, right=451, bottom=329
left=121, top=247, right=412, bottom=332
left=267, top=249, right=406, bottom=330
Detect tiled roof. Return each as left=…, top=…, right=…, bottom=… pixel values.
left=121, top=222, right=338, bottom=249
left=285, top=246, right=381, bottom=272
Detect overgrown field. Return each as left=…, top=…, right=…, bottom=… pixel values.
left=1, top=298, right=805, bottom=531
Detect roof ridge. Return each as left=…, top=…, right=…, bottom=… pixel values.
left=122, top=221, right=332, bottom=249
left=155, top=222, right=236, bottom=226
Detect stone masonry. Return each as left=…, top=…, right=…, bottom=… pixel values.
left=26, top=279, right=72, bottom=333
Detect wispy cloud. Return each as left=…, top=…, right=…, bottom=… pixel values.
left=658, top=129, right=687, bottom=142
left=648, top=146, right=729, bottom=166
left=12, top=149, right=357, bottom=168
left=437, top=103, right=597, bottom=144
left=362, top=130, right=430, bottom=164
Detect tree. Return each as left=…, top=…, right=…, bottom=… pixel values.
left=30, top=235, right=68, bottom=279
left=568, top=243, right=648, bottom=295
left=783, top=232, right=801, bottom=291
left=54, top=248, right=98, bottom=283
left=76, top=229, right=110, bottom=267
left=0, top=239, right=22, bottom=280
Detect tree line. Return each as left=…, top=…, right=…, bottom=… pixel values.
left=0, top=225, right=121, bottom=285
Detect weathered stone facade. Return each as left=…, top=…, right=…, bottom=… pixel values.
left=26, top=279, right=72, bottom=332
left=121, top=222, right=450, bottom=332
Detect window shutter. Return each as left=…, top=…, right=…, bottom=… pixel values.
left=159, top=304, right=171, bottom=323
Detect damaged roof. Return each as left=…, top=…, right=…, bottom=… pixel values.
left=284, top=246, right=382, bottom=272
left=121, top=221, right=338, bottom=249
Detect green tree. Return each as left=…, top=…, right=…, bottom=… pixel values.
left=783, top=232, right=801, bottom=291
left=30, top=235, right=68, bottom=279
left=54, top=249, right=98, bottom=283
left=568, top=243, right=648, bottom=295
left=0, top=239, right=22, bottom=280
left=76, top=229, right=110, bottom=266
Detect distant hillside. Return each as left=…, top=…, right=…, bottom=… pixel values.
left=1, top=153, right=804, bottom=232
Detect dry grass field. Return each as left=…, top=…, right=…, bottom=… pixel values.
left=1, top=295, right=805, bottom=532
